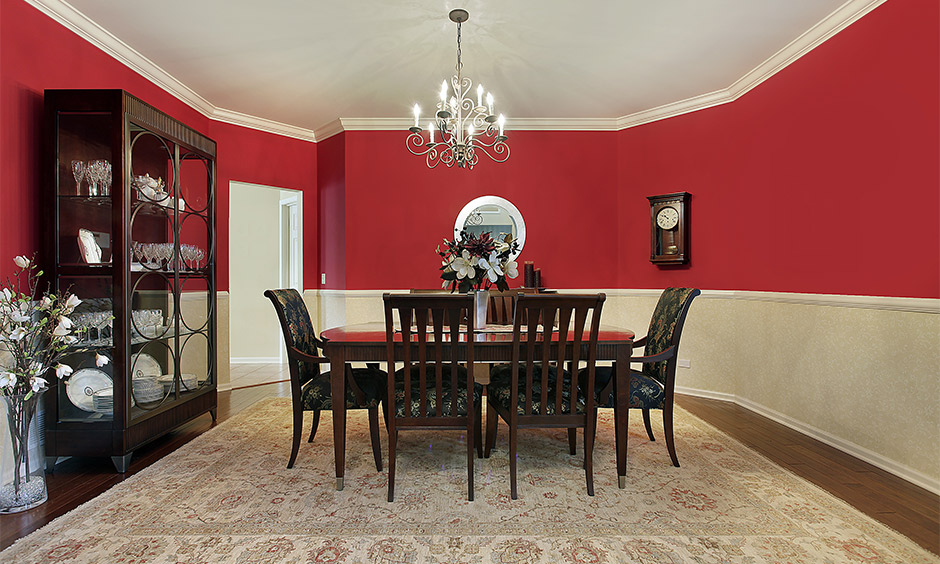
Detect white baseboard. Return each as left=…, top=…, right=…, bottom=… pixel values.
left=677, top=387, right=940, bottom=496
left=230, top=357, right=281, bottom=364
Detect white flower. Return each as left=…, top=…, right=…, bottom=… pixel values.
left=30, top=377, right=48, bottom=392
left=452, top=250, right=477, bottom=280
left=63, top=335, right=79, bottom=345
left=503, top=259, right=519, bottom=279
left=95, top=353, right=110, bottom=367
left=13, top=256, right=30, bottom=269
left=11, top=304, right=30, bottom=323
left=478, top=252, right=504, bottom=283
left=55, top=363, right=73, bottom=379
left=9, top=326, right=27, bottom=340
left=62, top=294, right=81, bottom=314
left=0, top=288, right=11, bottom=302
left=38, top=296, right=54, bottom=310
left=0, top=372, right=16, bottom=389
left=53, top=319, right=71, bottom=336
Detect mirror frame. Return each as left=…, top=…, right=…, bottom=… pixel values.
left=454, top=195, right=526, bottom=260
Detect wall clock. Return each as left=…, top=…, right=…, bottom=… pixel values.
left=647, top=192, right=690, bottom=264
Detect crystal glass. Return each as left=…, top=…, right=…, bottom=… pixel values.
left=100, top=161, right=112, bottom=196
left=85, top=160, right=98, bottom=196
left=70, top=160, right=84, bottom=195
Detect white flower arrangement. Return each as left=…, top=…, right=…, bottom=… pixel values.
left=0, top=256, right=106, bottom=399
left=438, top=230, right=519, bottom=292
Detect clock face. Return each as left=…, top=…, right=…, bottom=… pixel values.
left=656, top=206, right=679, bottom=230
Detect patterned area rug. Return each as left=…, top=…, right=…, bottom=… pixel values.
left=3, top=398, right=936, bottom=563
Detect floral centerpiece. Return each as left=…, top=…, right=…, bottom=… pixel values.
left=0, top=255, right=108, bottom=513
left=438, top=230, right=520, bottom=293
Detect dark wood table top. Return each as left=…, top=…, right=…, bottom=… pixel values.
left=321, top=322, right=634, bottom=344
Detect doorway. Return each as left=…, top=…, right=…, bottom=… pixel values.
left=228, top=181, right=302, bottom=388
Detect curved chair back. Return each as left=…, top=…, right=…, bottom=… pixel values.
left=264, top=288, right=322, bottom=359
left=642, top=288, right=700, bottom=385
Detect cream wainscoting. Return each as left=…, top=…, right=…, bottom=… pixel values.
left=297, top=288, right=939, bottom=493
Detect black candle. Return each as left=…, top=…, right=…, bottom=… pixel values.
left=524, top=262, right=535, bottom=287
left=533, top=268, right=541, bottom=289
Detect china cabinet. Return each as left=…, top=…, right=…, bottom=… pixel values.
left=42, top=89, right=217, bottom=472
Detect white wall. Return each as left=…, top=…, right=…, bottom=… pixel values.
left=229, top=182, right=301, bottom=363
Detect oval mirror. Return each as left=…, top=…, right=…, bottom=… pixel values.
left=454, top=196, right=525, bottom=259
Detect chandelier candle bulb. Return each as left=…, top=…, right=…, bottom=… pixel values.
left=429, top=122, right=435, bottom=143
left=486, top=92, right=494, bottom=115
left=477, top=84, right=484, bottom=107
left=498, top=114, right=505, bottom=137
left=413, top=104, right=420, bottom=127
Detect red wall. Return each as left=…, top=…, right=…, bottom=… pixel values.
left=3, top=0, right=937, bottom=299
left=338, top=129, right=619, bottom=291
left=208, top=122, right=317, bottom=290
left=317, top=134, right=346, bottom=290
left=322, top=0, right=938, bottom=298
left=0, top=0, right=320, bottom=291
left=614, top=0, right=939, bottom=298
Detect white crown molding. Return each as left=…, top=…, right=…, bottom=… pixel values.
left=212, top=107, right=316, bottom=142
left=28, top=0, right=887, bottom=138
left=25, top=0, right=215, bottom=116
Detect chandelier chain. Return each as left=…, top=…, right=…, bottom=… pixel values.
left=455, top=20, right=463, bottom=73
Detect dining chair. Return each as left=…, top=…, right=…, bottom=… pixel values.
left=486, top=287, right=538, bottom=325
left=585, top=287, right=700, bottom=467
left=484, top=293, right=605, bottom=499
left=383, top=293, right=481, bottom=502
left=264, top=289, right=387, bottom=470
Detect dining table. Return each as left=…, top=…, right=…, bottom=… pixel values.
left=320, top=322, right=635, bottom=490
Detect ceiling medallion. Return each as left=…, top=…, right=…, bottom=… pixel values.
left=406, top=9, right=509, bottom=170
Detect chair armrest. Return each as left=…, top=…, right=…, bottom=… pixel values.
left=629, top=345, right=675, bottom=365
left=632, top=335, right=647, bottom=348
left=286, top=346, right=328, bottom=365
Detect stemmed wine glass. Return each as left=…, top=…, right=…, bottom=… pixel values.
left=101, top=161, right=112, bottom=196
left=71, top=160, right=84, bottom=195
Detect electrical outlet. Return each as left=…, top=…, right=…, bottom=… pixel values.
left=677, top=359, right=691, bottom=369
left=321, top=273, right=326, bottom=284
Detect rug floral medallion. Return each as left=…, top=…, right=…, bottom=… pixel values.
left=3, top=397, right=936, bottom=563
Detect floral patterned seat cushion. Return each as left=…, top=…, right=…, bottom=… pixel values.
left=487, top=363, right=587, bottom=415
left=299, top=367, right=386, bottom=411
left=391, top=365, right=482, bottom=418
left=581, top=366, right=666, bottom=410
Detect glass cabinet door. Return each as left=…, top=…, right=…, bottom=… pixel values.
left=55, top=276, right=115, bottom=423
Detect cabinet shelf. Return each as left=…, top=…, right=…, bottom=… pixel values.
left=44, top=88, right=217, bottom=473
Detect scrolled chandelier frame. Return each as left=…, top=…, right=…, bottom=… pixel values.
left=406, top=9, right=509, bottom=170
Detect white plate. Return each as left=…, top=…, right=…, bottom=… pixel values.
left=66, top=368, right=112, bottom=412
left=131, top=353, right=162, bottom=380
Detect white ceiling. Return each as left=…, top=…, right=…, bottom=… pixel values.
left=53, top=0, right=867, bottom=135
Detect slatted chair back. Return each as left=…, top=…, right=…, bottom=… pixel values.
left=382, top=293, right=478, bottom=501
left=486, top=288, right=538, bottom=325
left=509, top=294, right=605, bottom=420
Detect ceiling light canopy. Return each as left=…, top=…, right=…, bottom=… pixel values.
left=406, top=9, right=509, bottom=170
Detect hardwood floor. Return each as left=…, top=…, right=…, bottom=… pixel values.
left=2, top=386, right=937, bottom=555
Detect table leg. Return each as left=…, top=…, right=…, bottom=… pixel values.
left=614, top=342, right=632, bottom=488
left=328, top=345, right=347, bottom=491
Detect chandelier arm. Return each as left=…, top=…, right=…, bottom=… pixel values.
left=471, top=142, right=510, bottom=164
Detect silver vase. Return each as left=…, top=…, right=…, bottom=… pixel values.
left=0, top=391, right=48, bottom=513
left=473, top=289, right=489, bottom=330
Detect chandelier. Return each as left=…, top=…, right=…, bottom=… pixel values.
left=406, top=9, right=509, bottom=170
